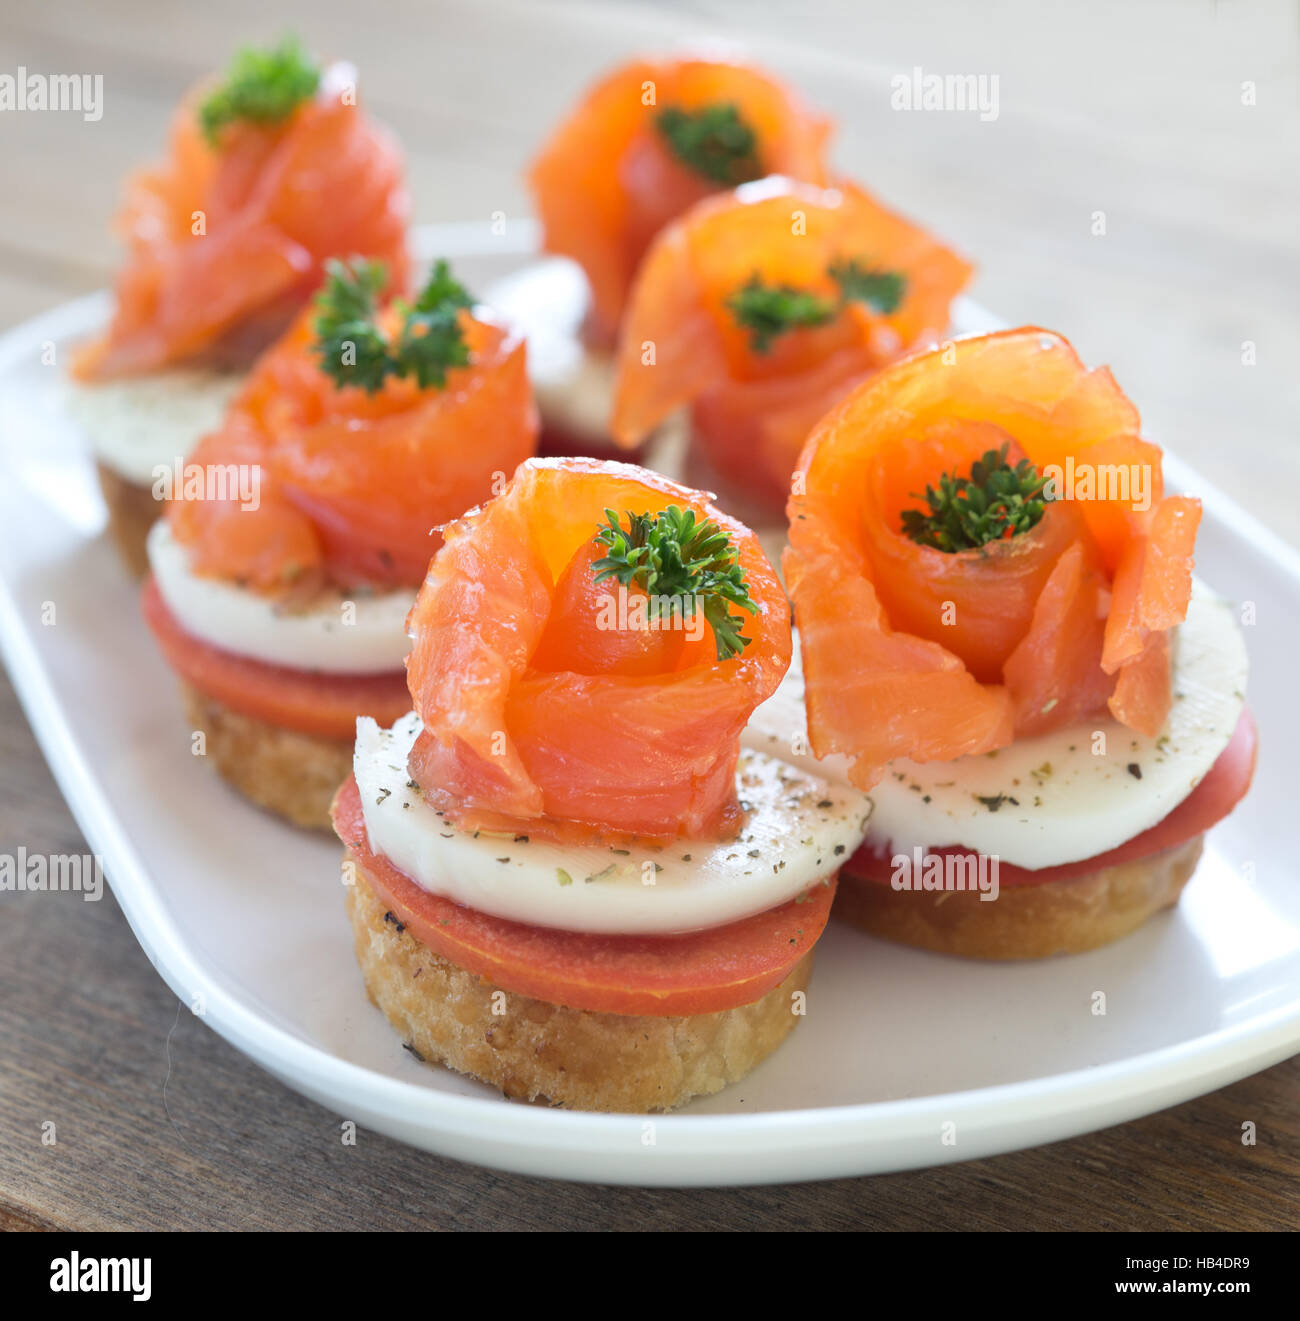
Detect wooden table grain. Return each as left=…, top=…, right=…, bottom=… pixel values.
left=1, top=0, right=1296, bottom=1231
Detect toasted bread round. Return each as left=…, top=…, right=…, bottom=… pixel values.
left=834, top=835, right=1204, bottom=959
left=344, top=852, right=814, bottom=1112
left=182, top=683, right=351, bottom=831
left=97, top=460, right=160, bottom=578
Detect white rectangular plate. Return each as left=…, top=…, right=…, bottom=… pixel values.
left=1, top=222, right=1297, bottom=1186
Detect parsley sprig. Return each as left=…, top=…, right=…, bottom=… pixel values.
left=726, top=258, right=908, bottom=353
left=590, top=506, right=758, bottom=661
left=900, top=444, right=1050, bottom=552
left=724, top=275, right=836, bottom=353
left=312, top=258, right=475, bottom=393
left=655, top=102, right=763, bottom=185
left=198, top=37, right=321, bottom=146
left=392, top=261, right=475, bottom=389
left=312, top=259, right=391, bottom=391
left=827, top=258, right=906, bottom=315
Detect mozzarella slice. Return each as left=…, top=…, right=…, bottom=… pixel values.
left=485, top=257, right=615, bottom=442
left=743, top=581, right=1248, bottom=870
left=354, top=711, right=873, bottom=935
left=147, top=520, right=413, bottom=674
left=65, top=366, right=244, bottom=485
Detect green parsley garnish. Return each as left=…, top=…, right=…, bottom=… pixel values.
left=725, top=275, right=836, bottom=354
left=726, top=258, right=909, bottom=353
left=655, top=102, right=763, bottom=185
left=312, top=259, right=391, bottom=392
left=900, top=444, right=1049, bottom=552
left=312, top=257, right=475, bottom=393
left=590, top=506, right=758, bottom=661
left=198, top=37, right=320, bottom=146
left=391, top=260, right=475, bottom=389
left=828, top=258, right=906, bottom=315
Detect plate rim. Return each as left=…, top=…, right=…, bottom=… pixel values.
left=2, top=220, right=1298, bottom=1186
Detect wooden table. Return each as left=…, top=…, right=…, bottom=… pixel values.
left=1, top=0, right=1296, bottom=1230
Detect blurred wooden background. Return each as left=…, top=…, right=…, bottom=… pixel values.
left=1, top=0, right=1297, bottom=1230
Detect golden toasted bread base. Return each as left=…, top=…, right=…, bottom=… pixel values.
left=182, top=684, right=351, bottom=832
left=96, top=460, right=160, bottom=578
left=835, top=835, right=1204, bottom=959
left=344, top=852, right=814, bottom=1112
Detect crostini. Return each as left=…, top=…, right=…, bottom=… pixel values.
left=752, top=328, right=1256, bottom=958
left=69, top=37, right=410, bottom=573
left=608, top=176, right=971, bottom=511
left=496, top=55, right=832, bottom=459
left=331, top=457, right=871, bottom=1110
left=143, top=258, right=536, bottom=830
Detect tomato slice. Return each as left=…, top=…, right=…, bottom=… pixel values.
left=844, top=707, right=1257, bottom=889
left=142, top=577, right=411, bottom=741
left=332, top=773, right=834, bottom=1016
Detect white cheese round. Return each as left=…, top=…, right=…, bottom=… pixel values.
left=355, top=711, right=873, bottom=935
left=484, top=257, right=615, bottom=442
left=742, top=581, right=1248, bottom=870
left=65, top=367, right=244, bottom=485
left=147, top=519, right=413, bottom=674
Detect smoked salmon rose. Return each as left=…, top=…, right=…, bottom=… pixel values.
left=142, top=256, right=538, bottom=831
left=76, top=42, right=410, bottom=379
left=529, top=57, right=832, bottom=344
left=405, top=457, right=792, bottom=841
left=168, top=259, right=538, bottom=594
left=785, top=327, right=1200, bottom=789
left=609, top=177, right=972, bottom=506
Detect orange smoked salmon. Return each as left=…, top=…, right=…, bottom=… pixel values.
left=785, top=328, right=1200, bottom=789
left=75, top=59, right=409, bottom=380
left=609, top=178, right=972, bottom=506
left=529, top=58, right=832, bottom=345
left=168, top=299, right=537, bottom=594
left=404, top=458, right=792, bottom=842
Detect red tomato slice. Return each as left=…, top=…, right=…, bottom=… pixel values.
left=142, top=577, right=410, bottom=741
left=332, top=773, right=834, bottom=1016
left=844, top=707, right=1257, bottom=888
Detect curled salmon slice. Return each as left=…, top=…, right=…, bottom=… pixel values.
left=609, top=177, right=972, bottom=505
left=168, top=307, right=537, bottom=593
left=404, top=458, right=791, bottom=842
left=529, top=58, right=832, bottom=343
left=1002, top=541, right=1113, bottom=737
left=75, top=63, right=409, bottom=379
left=785, top=328, right=1199, bottom=787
